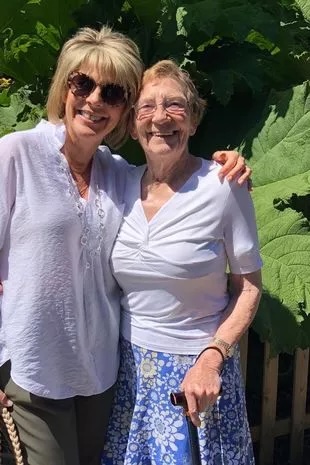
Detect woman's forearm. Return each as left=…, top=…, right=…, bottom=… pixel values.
left=197, top=270, right=262, bottom=371
left=179, top=270, right=262, bottom=425
left=214, top=270, right=262, bottom=346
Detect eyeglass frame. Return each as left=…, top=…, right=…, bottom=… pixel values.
left=133, top=97, right=189, bottom=119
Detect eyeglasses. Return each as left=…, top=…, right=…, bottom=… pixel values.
left=134, top=98, right=188, bottom=118
left=67, top=72, right=128, bottom=107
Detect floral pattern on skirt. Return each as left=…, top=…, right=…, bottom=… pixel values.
left=102, top=337, right=254, bottom=465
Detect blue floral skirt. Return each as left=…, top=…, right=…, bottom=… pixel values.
left=102, top=337, right=254, bottom=465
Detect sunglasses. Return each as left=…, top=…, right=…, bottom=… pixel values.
left=67, top=72, right=128, bottom=107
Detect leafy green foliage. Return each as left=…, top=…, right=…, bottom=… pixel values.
left=295, top=0, right=310, bottom=21
left=0, top=0, right=87, bottom=85
left=243, top=83, right=310, bottom=185
left=0, top=86, right=44, bottom=137
left=74, top=0, right=125, bottom=30
left=176, top=1, right=278, bottom=42
left=128, top=0, right=162, bottom=24
left=239, top=82, right=310, bottom=353
left=0, top=0, right=310, bottom=353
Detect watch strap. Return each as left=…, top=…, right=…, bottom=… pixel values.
left=209, top=337, right=235, bottom=360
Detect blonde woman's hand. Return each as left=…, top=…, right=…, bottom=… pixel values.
left=0, top=284, right=10, bottom=407
left=212, top=150, right=252, bottom=188
left=0, top=389, right=12, bottom=408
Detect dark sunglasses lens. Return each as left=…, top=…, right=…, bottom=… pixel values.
left=102, top=84, right=126, bottom=106
left=69, top=74, right=95, bottom=97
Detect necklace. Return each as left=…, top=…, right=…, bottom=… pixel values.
left=69, top=164, right=92, bottom=199
left=55, top=151, right=105, bottom=268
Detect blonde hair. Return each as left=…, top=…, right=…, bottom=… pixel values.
left=141, top=60, right=206, bottom=126
left=47, top=26, right=143, bottom=148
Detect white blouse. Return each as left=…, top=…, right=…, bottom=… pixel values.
left=0, top=120, right=129, bottom=398
left=111, top=160, right=263, bottom=354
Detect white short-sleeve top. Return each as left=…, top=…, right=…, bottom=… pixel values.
left=111, top=159, right=263, bottom=354
left=0, top=120, right=129, bottom=398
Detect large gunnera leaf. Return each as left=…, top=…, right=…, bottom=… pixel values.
left=295, top=0, right=310, bottom=22
left=240, top=82, right=310, bottom=354
left=0, top=87, right=44, bottom=137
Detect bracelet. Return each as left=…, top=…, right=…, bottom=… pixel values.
left=195, top=346, right=225, bottom=365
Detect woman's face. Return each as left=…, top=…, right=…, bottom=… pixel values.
left=64, top=65, right=126, bottom=146
left=133, top=77, right=196, bottom=159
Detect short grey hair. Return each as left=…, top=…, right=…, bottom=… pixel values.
left=141, top=59, right=206, bottom=127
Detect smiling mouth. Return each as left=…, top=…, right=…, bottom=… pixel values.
left=78, top=110, right=107, bottom=123
left=150, top=130, right=177, bottom=137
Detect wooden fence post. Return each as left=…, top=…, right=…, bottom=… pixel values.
left=290, top=348, right=309, bottom=465
left=239, top=331, right=249, bottom=384
left=259, top=342, right=279, bottom=465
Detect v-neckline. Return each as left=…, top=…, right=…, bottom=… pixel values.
left=138, top=158, right=205, bottom=225
left=61, top=150, right=97, bottom=204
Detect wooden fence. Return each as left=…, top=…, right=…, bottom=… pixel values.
left=240, top=332, right=310, bottom=465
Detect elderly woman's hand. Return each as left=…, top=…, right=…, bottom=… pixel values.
left=180, top=350, right=222, bottom=427
left=212, top=150, right=252, bottom=188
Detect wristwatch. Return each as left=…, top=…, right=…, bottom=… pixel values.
left=209, top=337, right=235, bottom=360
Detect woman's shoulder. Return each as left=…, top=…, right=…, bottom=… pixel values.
left=198, top=158, right=225, bottom=187
left=200, top=158, right=244, bottom=189
left=197, top=158, right=250, bottom=209
left=96, top=145, right=131, bottom=171
left=0, top=124, right=41, bottom=168
left=94, top=148, right=137, bottom=200
left=200, top=158, right=221, bottom=173
left=0, top=120, right=53, bottom=153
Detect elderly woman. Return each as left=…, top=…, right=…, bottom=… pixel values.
left=0, top=28, right=249, bottom=465
left=102, top=60, right=262, bottom=465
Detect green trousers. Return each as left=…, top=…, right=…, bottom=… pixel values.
left=0, top=361, right=114, bottom=465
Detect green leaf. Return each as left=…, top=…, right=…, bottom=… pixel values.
left=207, top=69, right=235, bottom=105
left=0, top=86, right=43, bottom=137
left=244, top=82, right=310, bottom=186
left=128, top=0, right=162, bottom=26
left=73, top=0, right=125, bottom=30
left=240, top=82, right=310, bottom=353
left=0, top=88, right=11, bottom=106
left=0, top=0, right=87, bottom=84
left=252, top=292, right=308, bottom=356
left=295, top=0, right=310, bottom=22
left=35, top=22, right=60, bottom=51
left=173, top=1, right=283, bottom=104
left=176, top=0, right=278, bottom=43
left=205, top=44, right=266, bottom=104
left=0, top=0, right=29, bottom=31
